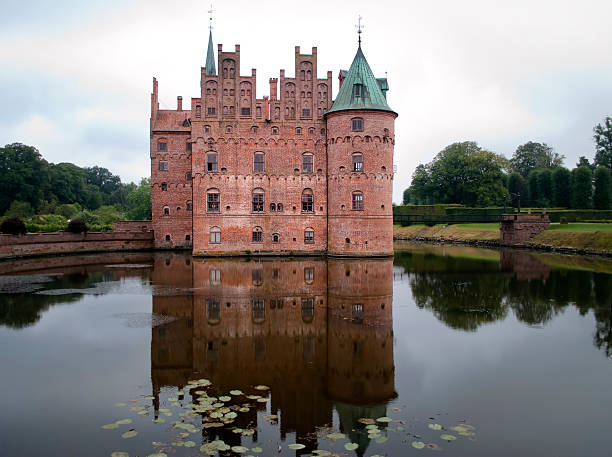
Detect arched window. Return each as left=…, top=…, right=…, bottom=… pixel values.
left=302, top=189, right=314, bottom=212
left=272, top=233, right=280, bottom=243
left=304, top=267, right=314, bottom=283
left=207, top=152, right=218, bottom=172
left=252, top=226, right=263, bottom=243
left=270, top=203, right=276, bottom=212
left=352, top=153, right=363, bottom=172
left=186, top=200, right=193, bottom=211
left=254, top=152, right=265, bottom=172
left=207, top=299, right=220, bottom=324
left=158, top=141, right=167, bottom=151
left=204, top=125, right=211, bottom=133
left=304, top=228, right=314, bottom=244
left=165, top=234, right=171, bottom=241
left=210, top=226, right=221, bottom=244
left=271, top=126, right=279, bottom=134
left=252, top=189, right=264, bottom=212
left=195, top=105, right=201, bottom=118
left=301, top=298, right=314, bottom=322
left=207, top=189, right=220, bottom=212
left=277, top=203, right=283, bottom=212
left=163, top=206, right=169, bottom=216
left=302, top=153, right=313, bottom=174
left=161, top=182, right=167, bottom=191
left=225, top=125, right=232, bottom=133
left=352, top=191, right=364, bottom=210
left=296, top=127, right=302, bottom=135
left=252, top=126, right=258, bottom=134
left=351, top=117, right=363, bottom=132
left=309, top=127, right=315, bottom=135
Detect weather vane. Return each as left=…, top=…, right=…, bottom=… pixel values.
left=356, top=16, right=364, bottom=47
left=208, top=3, right=213, bottom=31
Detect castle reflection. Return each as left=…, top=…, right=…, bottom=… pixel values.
left=150, top=255, right=395, bottom=454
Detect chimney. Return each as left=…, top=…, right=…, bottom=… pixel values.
left=177, top=96, right=183, bottom=111
left=269, top=78, right=278, bottom=100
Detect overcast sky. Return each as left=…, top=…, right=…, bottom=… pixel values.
left=1, top=0, right=611, bottom=203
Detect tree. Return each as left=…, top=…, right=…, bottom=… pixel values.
left=552, top=167, right=571, bottom=207
left=537, top=169, right=554, bottom=207
left=402, top=188, right=411, bottom=205
left=593, top=166, right=612, bottom=210
left=527, top=170, right=540, bottom=207
left=593, top=116, right=612, bottom=169
left=507, top=172, right=527, bottom=208
left=48, top=163, right=88, bottom=206
left=3, top=201, right=34, bottom=219
left=571, top=166, right=593, bottom=209
left=126, top=178, right=152, bottom=220
left=576, top=156, right=595, bottom=171
left=510, top=141, right=565, bottom=178
left=408, top=164, right=432, bottom=204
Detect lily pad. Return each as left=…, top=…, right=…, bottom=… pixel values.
left=312, top=451, right=331, bottom=456
left=230, top=390, right=243, bottom=395
left=239, top=407, right=250, bottom=412
left=256, top=397, right=269, bottom=403
left=225, top=411, right=238, bottom=419
left=184, top=441, right=196, bottom=448
left=116, top=419, right=133, bottom=425
left=440, top=434, right=456, bottom=441
left=254, top=385, right=270, bottom=390
left=428, top=423, right=442, bottom=431
left=231, top=446, right=249, bottom=453
left=210, top=412, right=223, bottom=418
left=251, top=447, right=263, bottom=453
left=111, top=452, right=129, bottom=457
left=121, top=430, right=138, bottom=439
left=357, top=418, right=375, bottom=425
left=411, top=441, right=425, bottom=449
left=246, top=395, right=261, bottom=400
left=202, top=422, right=223, bottom=428
left=344, top=443, right=359, bottom=451
left=146, top=453, right=168, bottom=457
left=288, top=444, right=306, bottom=450
left=327, top=432, right=345, bottom=440
left=219, top=396, right=231, bottom=402
left=114, top=403, right=127, bottom=407
left=102, top=423, right=119, bottom=430
left=375, top=436, right=388, bottom=444
left=376, top=416, right=392, bottom=423
left=365, top=424, right=378, bottom=430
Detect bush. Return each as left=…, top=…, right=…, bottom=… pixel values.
left=1, top=217, right=27, bottom=235
left=72, top=210, right=102, bottom=226
left=560, top=216, right=568, bottom=224
left=66, top=219, right=88, bottom=234
left=57, top=203, right=82, bottom=219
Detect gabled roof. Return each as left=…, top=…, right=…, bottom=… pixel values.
left=205, top=30, right=216, bottom=76
left=326, top=46, right=395, bottom=116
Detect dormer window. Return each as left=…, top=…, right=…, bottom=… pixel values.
left=353, top=83, right=365, bottom=98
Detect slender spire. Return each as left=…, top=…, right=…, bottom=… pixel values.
left=356, top=16, right=363, bottom=48
left=204, top=6, right=216, bottom=76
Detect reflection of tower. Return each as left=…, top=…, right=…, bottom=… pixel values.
left=500, top=249, right=550, bottom=281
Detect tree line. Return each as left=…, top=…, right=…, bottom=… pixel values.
left=0, top=143, right=152, bottom=227
left=404, top=116, right=612, bottom=210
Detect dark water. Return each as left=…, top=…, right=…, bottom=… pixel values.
left=0, top=246, right=611, bottom=457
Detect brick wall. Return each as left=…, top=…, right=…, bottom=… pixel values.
left=499, top=213, right=550, bottom=245
left=112, top=220, right=153, bottom=232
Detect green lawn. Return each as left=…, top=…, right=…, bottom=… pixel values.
left=547, top=223, right=612, bottom=232
left=454, top=223, right=499, bottom=231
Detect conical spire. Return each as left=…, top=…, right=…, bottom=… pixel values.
left=205, top=29, right=216, bottom=76
left=326, top=46, right=394, bottom=115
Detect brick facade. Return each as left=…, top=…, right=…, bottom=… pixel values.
left=499, top=213, right=550, bottom=245
left=150, top=39, right=396, bottom=256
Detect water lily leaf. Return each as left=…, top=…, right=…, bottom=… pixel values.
left=184, top=441, right=196, bottom=448
left=152, top=442, right=164, bottom=446
left=251, top=447, right=263, bottom=453
left=428, top=423, right=442, bottom=431
left=357, top=418, right=375, bottom=425
left=116, top=419, right=133, bottom=425
left=239, top=407, right=250, bottom=412
left=375, top=436, right=388, bottom=444
left=210, top=411, right=223, bottom=418
left=213, top=402, right=224, bottom=408
left=288, top=444, right=306, bottom=450
left=344, top=443, right=358, bottom=451
left=459, top=431, right=476, bottom=436
left=146, top=453, right=168, bottom=457
left=427, top=443, right=442, bottom=451
left=376, top=416, right=392, bottom=423
left=137, top=410, right=148, bottom=415
left=246, top=395, right=261, bottom=400
left=231, top=446, right=249, bottom=453
left=254, top=385, right=270, bottom=391
left=411, top=441, right=425, bottom=449
left=219, top=396, right=231, bottom=402
left=440, top=434, right=456, bottom=441
left=327, top=432, right=345, bottom=440
left=241, top=429, right=255, bottom=436
left=102, top=423, right=120, bottom=429
left=365, top=424, right=378, bottom=430
left=114, top=403, right=127, bottom=407
left=230, top=390, right=243, bottom=395
left=130, top=406, right=145, bottom=411
left=144, top=396, right=155, bottom=400
left=202, top=422, right=223, bottom=428
left=312, top=451, right=331, bottom=456
left=121, top=430, right=138, bottom=439
left=111, top=452, right=129, bottom=457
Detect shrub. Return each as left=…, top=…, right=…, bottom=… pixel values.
left=425, top=221, right=436, bottom=227
left=560, top=216, right=568, bottom=225
left=1, top=217, right=27, bottom=235
left=66, top=219, right=88, bottom=234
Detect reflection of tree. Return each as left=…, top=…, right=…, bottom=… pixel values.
left=593, top=274, right=612, bottom=357
left=410, top=272, right=508, bottom=331
left=335, top=402, right=387, bottom=457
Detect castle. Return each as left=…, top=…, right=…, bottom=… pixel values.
left=150, top=27, right=397, bottom=256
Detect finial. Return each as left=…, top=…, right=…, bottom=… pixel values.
left=356, top=16, right=364, bottom=47
left=208, top=3, right=213, bottom=31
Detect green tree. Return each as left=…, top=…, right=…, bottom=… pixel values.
left=552, top=167, right=571, bottom=207
left=576, top=156, right=595, bottom=171
left=48, top=163, right=88, bottom=206
left=408, top=164, right=432, bottom=204
left=571, top=166, right=593, bottom=209
left=527, top=169, right=540, bottom=207
left=537, top=168, right=554, bottom=207
left=402, top=188, right=411, bottom=205
left=507, top=172, right=527, bottom=208
left=593, top=166, right=612, bottom=210
left=3, top=201, right=34, bottom=219
left=126, top=178, right=152, bottom=220
left=593, top=116, right=612, bottom=169
left=510, top=141, right=565, bottom=178
left=0, top=143, right=49, bottom=214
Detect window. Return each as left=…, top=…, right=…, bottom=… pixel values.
left=204, top=125, right=211, bottom=133
left=185, top=234, right=190, bottom=241
left=195, top=105, right=201, bottom=118
left=352, top=304, right=364, bottom=324
left=301, top=298, right=314, bottom=321
left=163, top=206, right=169, bottom=216
left=309, top=127, right=315, bottom=135
left=186, top=201, right=193, bottom=211
left=296, top=127, right=302, bottom=134
left=207, top=153, right=218, bottom=172
left=272, top=233, right=279, bottom=243
left=254, top=153, right=265, bottom=172
left=277, top=203, right=283, bottom=212
left=252, top=126, right=258, bottom=134
left=252, top=191, right=264, bottom=212
left=210, top=226, right=221, bottom=244
left=304, top=267, right=314, bottom=282
left=353, top=83, right=365, bottom=98
left=207, top=299, right=220, bottom=321
left=252, top=227, right=263, bottom=243
left=302, top=154, right=313, bottom=174
left=165, top=234, right=171, bottom=241
left=321, top=128, right=325, bottom=135
left=352, top=191, right=364, bottom=210
left=210, top=269, right=221, bottom=285
left=207, top=191, right=219, bottom=212
left=226, top=125, right=232, bottom=133
left=241, top=107, right=251, bottom=116
left=159, top=161, right=168, bottom=171
left=271, top=126, right=279, bottom=134
left=186, top=172, right=192, bottom=181
left=186, top=141, right=192, bottom=152
left=351, top=118, right=363, bottom=131
left=252, top=269, right=263, bottom=285
left=161, top=182, right=167, bottom=191
left=304, top=229, right=314, bottom=244
left=352, top=153, right=363, bottom=172
left=207, top=106, right=216, bottom=115
left=252, top=299, right=265, bottom=321
left=302, top=109, right=310, bottom=118
left=302, top=189, right=314, bottom=212
left=270, top=203, right=276, bottom=212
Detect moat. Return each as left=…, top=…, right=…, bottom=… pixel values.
left=0, top=244, right=611, bottom=457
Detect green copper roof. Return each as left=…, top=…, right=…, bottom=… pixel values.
left=205, top=30, right=216, bottom=76
left=326, top=46, right=394, bottom=115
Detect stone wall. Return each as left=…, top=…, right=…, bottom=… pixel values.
left=0, top=232, right=154, bottom=260
left=499, top=213, right=550, bottom=246
left=112, top=220, right=153, bottom=232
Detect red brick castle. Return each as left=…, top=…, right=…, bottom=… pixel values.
left=150, top=27, right=397, bottom=256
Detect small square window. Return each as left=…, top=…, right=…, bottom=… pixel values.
left=207, top=106, right=216, bottom=115
left=186, top=172, right=192, bottom=181
left=158, top=142, right=167, bottom=151
left=161, top=183, right=167, bottom=191
left=301, top=109, right=310, bottom=118
left=352, top=118, right=363, bottom=132
left=304, top=230, right=314, bottom=244
left=241, top=107, right=251, bottom=116
left=252, top=230, right=263, bottom=243
left=159, top=161, right=168, bottom=171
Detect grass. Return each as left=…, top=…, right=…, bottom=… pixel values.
left=454, top=223, right=499, bottom=231
left=547, top=223, right=612, bottom=232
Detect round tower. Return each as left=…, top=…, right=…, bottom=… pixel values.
left=325, top=44, right=397, bottom=256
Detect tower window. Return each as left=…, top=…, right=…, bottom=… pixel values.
left=159, top=161, right=168, bottom=171
left=252, top=227, right=263, bottom=243
left=207, top=191, right=220, bottom=212
left=186, top=201, right=193, bottom=211
left=353, top=84, right=365, bottom=98
left=207, top=106, right=216, bottom=115
left=252, top=191, right=264, bottom=212
left=352, top=153, right=363, bottom=172
left=270, top=203, right=276, bottom=212
left=195, top=105, right=202, bottom=118
left=210, top=226, right=221, bottom=244
left=165, top=234, right=171, bottom=241
left=304, top=229, right=314, bottom=244
left=161, top=182, right=167, bottom=191
left=271, top=126, right=279, bottom=134
left=254, top=152, right=265, bottom=172
left=207, top=153, right=218, bottom=172
left=241, top=107, right=251, bottom=116
left=351, top=118, right=363, bottom=132
left=302, top=189, right=314, bottom=213
left=296, top=127, right=302, bottom=134
left=163, top=206, right=170, bottom=216
left=352, top=191, right=364, bottom=210
left=186, top=142, right=192, bottom=152
left=301, top=109, right=310, bottom=118
left=272, top=233, right=279, bottom=243
left=302, top=154, right=313, bottom=174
